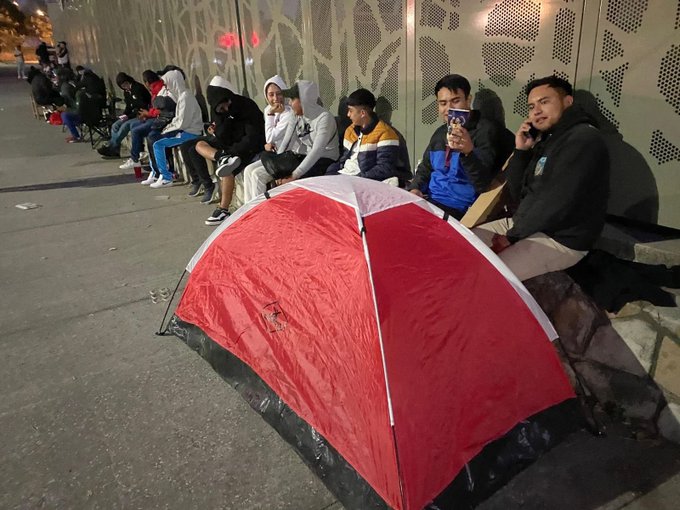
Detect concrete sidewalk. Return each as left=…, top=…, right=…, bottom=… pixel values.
left=0, top=65, right=340, bottom=509
left=1, top=64, right=679, bottom=510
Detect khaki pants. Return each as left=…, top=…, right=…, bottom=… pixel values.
left=473, top=218, right=587, bottom=281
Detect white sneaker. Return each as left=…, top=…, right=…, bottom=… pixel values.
left=150, top=177, right=174, bottom=188
left=139, top=151, right=149, bottom=162
left=119, top=158, right=136, bottom=170
left=141, top=173, right=157, bottom=185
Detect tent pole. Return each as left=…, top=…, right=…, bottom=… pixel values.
left=155, top=269, right=187, bottom=336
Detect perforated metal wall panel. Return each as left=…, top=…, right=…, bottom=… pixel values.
left=589, top=0, right=679, bottom=226
left=49, top=0, right=680, bottom=228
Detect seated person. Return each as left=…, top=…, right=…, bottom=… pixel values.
left=55, top=68, right=82, bottom=143
left=142, top=70, right=203, bottom=188
left=407, top=74, right=509, bottom=219
left=473, top=76, right=609, bottom=281
left=241, top=75, right=296, bottom=204
left=74, top=66, right=106, bottom=97
left=238, top=80, right=339, bottom=204
left=121, top=70, right=173, bottom=173
left=200, top=82, right=266, bottom=225
left=27, top=66, right=63, bottom=107
left=325, top=88, right=400, bottom=183
left=98, top=72, right=151, bottom=158
left=179, top=75, right=238, bottom=203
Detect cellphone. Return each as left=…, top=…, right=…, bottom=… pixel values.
left=526, top=125, right=540, bottom=139
left=447, top=108, right=471, bottom=133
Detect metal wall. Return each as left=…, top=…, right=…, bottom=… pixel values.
left=48, top=0, right=680, bottom=229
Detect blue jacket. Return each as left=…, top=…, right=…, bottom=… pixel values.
left=408, top=111, right=509, bottom=212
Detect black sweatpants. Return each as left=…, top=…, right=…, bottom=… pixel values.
left=179, top=136, right=214, bottom=187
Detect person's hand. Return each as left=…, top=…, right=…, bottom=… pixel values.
left=269, top=102, right=285, bottom=114
left=447, top=126, right=473, bottom=155
left=206, top=123, right=215, bottom=135
left=491, top=234, right=511, bottom=254
left=275, top=176, right=295, bottom=186
left=137, top=109, right=149, bottom=119
left=264, top=143, right=276, bottom=152
left=409, top=189, right=424, bottom=198
left=515, top=120, right=536, bottom=151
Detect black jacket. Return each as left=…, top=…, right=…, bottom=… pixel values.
left=28, top=67, right=62, bottom=106
left=206, top=85, right=265, bottom=156
left=505, top=105, right=609, bottom=251
left=408, top=110, right=510, bottom=196
left=77, top=70, right=106, bottom=97
left=122, top=80, right=151, bottom=117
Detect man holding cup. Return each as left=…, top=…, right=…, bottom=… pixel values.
left=407, top=74, right=509, bottom=219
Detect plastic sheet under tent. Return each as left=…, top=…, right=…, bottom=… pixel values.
left=167, top=176, right=579, bottom=510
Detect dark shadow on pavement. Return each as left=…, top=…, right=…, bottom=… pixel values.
left=0, top=173, right=136, bottom=193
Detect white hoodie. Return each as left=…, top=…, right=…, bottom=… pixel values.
left=278, top=80, right=339, bottom=179
left=209, top=75, right=235, bottom=93
left=262, top=75, right=294, bottom=147
left=161, top=70, right=203, bottom=135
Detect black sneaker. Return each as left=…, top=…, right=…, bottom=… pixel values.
left=187, top=182, right=202, bottom=197
left=205, top=207, right=229, bottom=226
left=98, top=145, right=121, bottom=159
left=200, top=185, right=215, bottom=204
left=215, top=155, right=241, bottom=177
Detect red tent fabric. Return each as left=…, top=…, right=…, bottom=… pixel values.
left=175, top=176, right=574, bottom=510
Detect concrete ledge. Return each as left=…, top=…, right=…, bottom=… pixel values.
left=596, top=223, right=680, bottom=267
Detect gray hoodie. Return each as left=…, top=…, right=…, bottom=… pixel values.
left=278, top=80, right=339, bottom=179
left=160, top=70, right=203, bottom=135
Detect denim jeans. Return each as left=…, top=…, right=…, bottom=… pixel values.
left=150, top=131, right=200, bottom=181
left=130, top=118, right=155, bottom=162
left=61, top=111, right=82, bottom=139
left=109, top=117, right=142, bottom=148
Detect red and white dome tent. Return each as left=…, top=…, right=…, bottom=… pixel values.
left=167, top=176, right=576, bottom=510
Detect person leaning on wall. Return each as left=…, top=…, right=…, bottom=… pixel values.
left=472, top=76, right=610, bottom=281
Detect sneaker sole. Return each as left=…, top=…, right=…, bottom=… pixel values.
left=215, top=160, right=240, bottom=178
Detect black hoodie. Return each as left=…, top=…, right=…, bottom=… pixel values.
left=117, top=73, right=152, bottom=118
left=77, top=69, right=106, bottom=97
left=28, top=67, right=62, bottom=106
left=505, top=104, right=610, bottom=251
left=206, top=85, right=265, bottom=156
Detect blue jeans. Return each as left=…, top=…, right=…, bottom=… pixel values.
left=109, top=117, right=142, bottom=148
left=62, top=111, right=81, bottom=139
left=151, top=131, right=199, bottom=181
left=130, top=119, right=155, bottom=162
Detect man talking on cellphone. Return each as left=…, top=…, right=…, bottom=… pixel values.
left=473, top=76, right=609, bottom=281
left=407, top=74, right=509, bottom=219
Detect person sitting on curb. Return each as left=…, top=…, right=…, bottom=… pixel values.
left=202, top=81, right=266, bottom=225
left=241, top=74, right=296, bottom=203
left=238, top=80, right=338, bottom=204
left=407, top=74, right=509, bottom=219
left=120, top=70, right=173, bottom=175
left=179, top=75, right=237, bottom=203
left=325, top=88, right=400, bottom=184
left=473, top=76, right=609, bottom=281
left=142, top=69, right=203, bottom=188
left=98, top=72, right=151, bottom=159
